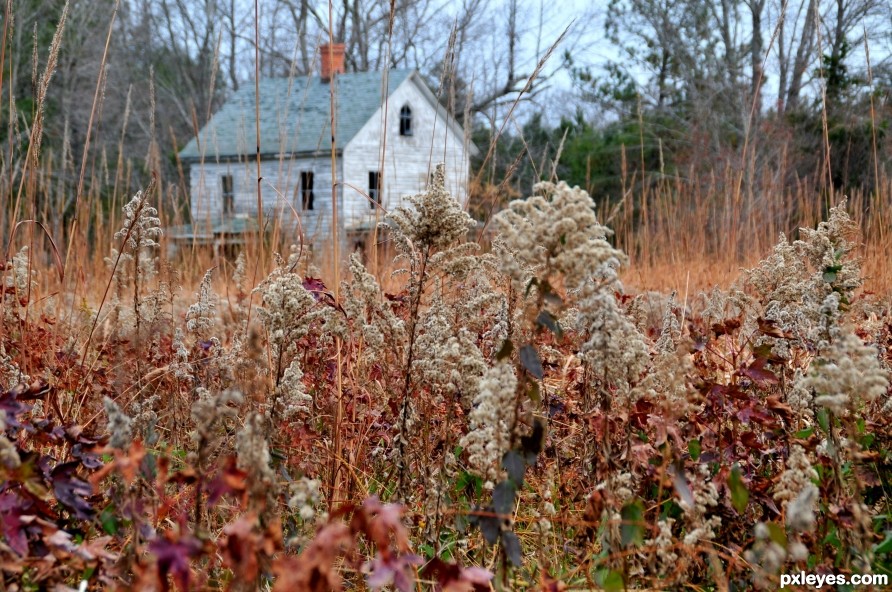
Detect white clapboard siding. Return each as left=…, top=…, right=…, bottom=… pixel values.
left=342, top=75, right=471, bottom=228
left=189, top=156, right=345, bottom=250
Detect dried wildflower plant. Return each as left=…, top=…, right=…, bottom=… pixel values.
left=189, top=388, right=244, bottom=469
left=273, top=360, right=313, bottom=420
left=254, top=263, right=328, bottom=383
left=798, top=326, right=889, bottom=416
left=115, top=190, right=163, bottom=251
left=288, top=476, right=322, bottom=525
left=493, top=181, right=624, bottom=295
left=411, top=291, right=487, bottom=406
left=573, top=292, right=650, bottom=405
left=379, top=164, right=481, bottom=495
left=100, top=186, right=164, bottom=341
left=774, top=445, right=818, bottom=507
left=384, top=163, right=476, bottom=257
left=236, top=412, right=277, bottom=506
left=102, top=397, right=133, bottom=451
left=338, top=253, right=406, bottom=366
left=742, top=200, right=861, bottom=350
left=3, top=247, right=38, bottom=318
left=0, top=344, right=29, bottom=388
left=459, top=361, right=518, bottom=486
left=185, top=268, right=217, bottom=340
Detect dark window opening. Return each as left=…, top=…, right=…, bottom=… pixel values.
left=399, top=105, right=412, bottom=136
left=300, top=171, right=315, bottom=210
left=369, top=171, right=381, bottom=209
left=222, top=174, right=234, bottom=215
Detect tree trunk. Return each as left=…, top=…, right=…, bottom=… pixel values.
left=786, top=0, right=817, bottom=112
left=750, top=0, right=765, bottom=114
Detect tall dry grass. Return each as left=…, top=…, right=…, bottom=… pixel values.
left=5, top=132, right=892, bottom=320
left=2, top=0, right=890, bottom=338
left=605, top=168, right=892, bottom=295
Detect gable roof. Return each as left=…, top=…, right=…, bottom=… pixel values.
left=179, top=69, right=422, bottom=161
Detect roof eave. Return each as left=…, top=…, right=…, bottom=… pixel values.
left=179, top=148, right=344, bottom=165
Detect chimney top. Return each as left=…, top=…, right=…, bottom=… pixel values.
left=320, top=43, right=345, bottom=82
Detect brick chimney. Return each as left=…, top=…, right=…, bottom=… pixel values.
left=320, top=43, right=345, bottom=82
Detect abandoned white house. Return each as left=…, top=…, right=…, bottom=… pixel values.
left=177, top=44, right=478, bottom=252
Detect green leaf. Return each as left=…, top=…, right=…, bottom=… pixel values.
left=688, top=439, right=701, bottom=461
left=874, top=533, right=892, bottom=555
left=620, top=499, right=645, bottom=547
left=100, top=505, right=119, bottom=535
left=729, top=465, right=749, bottom=514
left=600, top=569, right=625, bottom=592
left=519, top=344, right=544, bottom=379
left=765, top=522, right=788, bottom=548
left=454, top=471, right=483, bottom=497
left=794, top=427, right=815, bottom=439
left=496, top=339, right=514, bottom=361
left=823, top=265, right=842, bottom=283
left=527, top=381, right=541, bottom=402
left=824, top=526, right=841, bottom=549
left=817, top=408, right=830, bottom=433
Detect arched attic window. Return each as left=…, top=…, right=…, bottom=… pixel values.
left=399, top=104, right=413, bottom=136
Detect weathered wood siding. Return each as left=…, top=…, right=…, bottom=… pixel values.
left=188, top=156, right=345, bottom=251
left=341, top=76, right=471, bottom=228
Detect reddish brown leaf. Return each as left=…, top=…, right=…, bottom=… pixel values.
left=148, top=530, right=205, bottom=592
left=740, top=358, right=779, bottom=386
left=219, top=514, right=262, bottom=583
left=740, top=431, right=764, bottom=450
left=207, top=456, right=248, bottom=507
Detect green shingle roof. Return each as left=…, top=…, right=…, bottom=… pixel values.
left=179, top=69, right=414, bottom=160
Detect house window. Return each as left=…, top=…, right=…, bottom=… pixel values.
left=369, top=171, right=381, bottom=209
left=399, top=105, right=412, bottom=136
left=222, top=174, right=234, bottom=215
left=300, top=171, right=315, bottom=210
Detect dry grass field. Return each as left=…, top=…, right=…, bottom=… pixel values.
left=2, top=3, right=892, bottom=591
left=3, top=162, right=892, bottom=590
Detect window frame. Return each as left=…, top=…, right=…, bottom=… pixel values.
left=399, top=104, right=413, bottom=136
left=221, top=174, right=235, bottom=216
left=300, top=171, right=315, bottom=210
left=368, top=171, right=381, bottom=209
